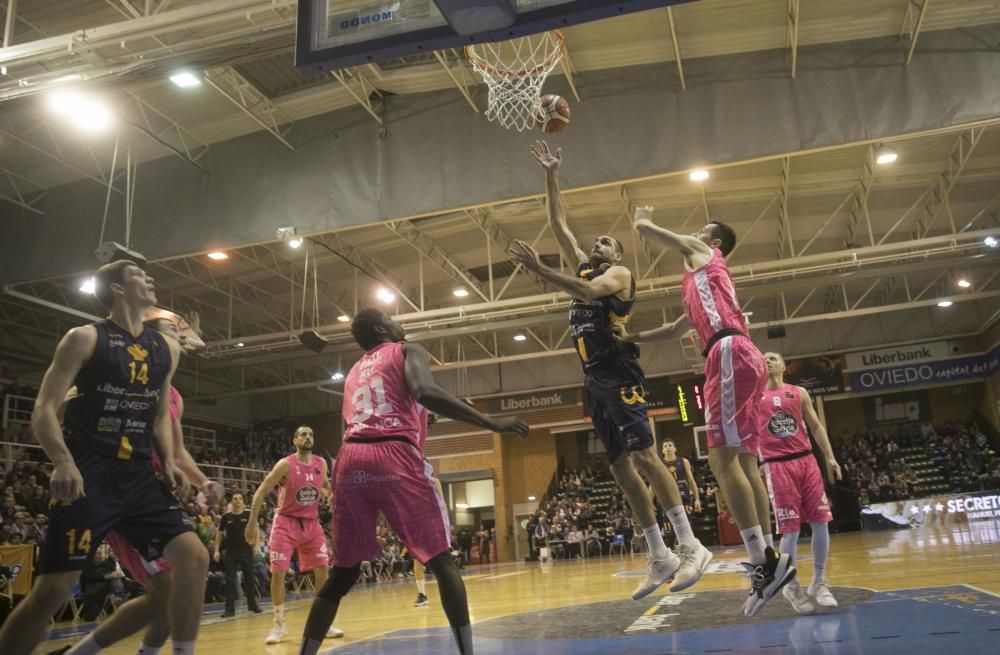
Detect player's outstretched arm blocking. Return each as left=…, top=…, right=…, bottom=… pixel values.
left=611, top=315, right=692, bottom=345
left=632, top=206, right=711, bottom=261
left=403, top=342, right=529, bottom=439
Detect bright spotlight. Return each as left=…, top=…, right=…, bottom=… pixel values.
left=80, top=277, right=96, bottom=295
left=287, top=238, right=303, bottom=249
left=207, top=251, right=228, bottom=261
left=331, top=372, right=344, bottom=381
left=169, top=72, right=201, bottom=88
left=875, top=146, right=898, bottom=165
left=337, top=314, right=350, bottom=323
left=937, top=300, right=953, bottom=308
left=455, top=503, right=470, bottom=509
left=985, top=236, right=999, bottom=248
left=453, top=288, right=469, bottom=298
left=689, top=169, right=710, bottom=182
left=376, top=288, right=396, bottom=304
left=47, top=91, right=113, bottom=133
left=513, top=334, right=527, bottom=342
left=957, top=278, right=971, bottom=288
left=236, top=341, right=245, bottom=347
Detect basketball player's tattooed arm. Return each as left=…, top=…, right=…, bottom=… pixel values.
left=32, top=325, right=97, bottom=502
left=245, top=458, right=289, bottom=545
left=532, top=140, right=588, bottom=266
left=800, top=387, right=842, bottom=483
left=611, top=315, right=691, bottom=344
left=631, top=206, right=712, bottom=269
left=154, top=339, right=188, bottom=492
left=508, top=239, right=630, bottom=302
left=403, top=342, right=529, bottom=438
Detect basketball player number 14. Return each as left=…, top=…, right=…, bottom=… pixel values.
left=350, top=376, right=395, bottom=423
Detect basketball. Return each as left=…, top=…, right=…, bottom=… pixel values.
left=537, top=94, right=571, bottom=134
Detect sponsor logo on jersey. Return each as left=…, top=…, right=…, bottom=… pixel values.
left=295, top=485, right=320, bottom=505
left=776, top=507, right=800, bottom=521
left=342, top=470, right=401, bottom=486
left=125, top=419, right=147, bottom=430
left=104, top=398, right=120, bottom=411
left=97, top=416, right=122, bottom=432
left=127, top=343, right=149, bottom=362
left=767, top=410, right=798, bottom=438
left=117, top=400, right=151, bottom=411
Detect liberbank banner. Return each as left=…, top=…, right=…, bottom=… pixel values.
left=485, top=388, right=580, bottom=415
left=848, top=346, right=1000, bottom=392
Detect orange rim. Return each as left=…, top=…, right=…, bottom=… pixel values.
left=464, top=29, right=564, bottom=78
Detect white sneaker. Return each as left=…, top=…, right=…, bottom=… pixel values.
left=669, top=543, right=712, bottom=592
left=808, top=578, right=838, bottom=608
left=326, top=626, right=345, bottom=639
left=782, top=581, right=816, bottom=615
left=631, top=552, right=681, bottom=600
left=265, top=620, right=287, bottom=645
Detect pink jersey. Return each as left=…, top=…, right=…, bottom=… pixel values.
left=276, top=453, right=324, bottom=520
left=342, top=342, right=429, bottom=452
left=149, top=385, right=182, bottom=474
left=758, top=384, right=812, bottom=460
left=681, top=248, right=748, bottom=347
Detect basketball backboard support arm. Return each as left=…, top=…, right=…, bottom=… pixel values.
left=295, top=0, right=698, bottom=73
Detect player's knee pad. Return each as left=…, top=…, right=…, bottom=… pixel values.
left=316, top=566, right=359, bottom=603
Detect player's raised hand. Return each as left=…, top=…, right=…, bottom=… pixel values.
left=633, top=205, right=655, bottom=226
left=509, top=240, right=543, bottom=271
left=492, top=416, right=530, bottom=439
left=50, top=460, right=85, bottom=503
left=531, top=140, right=561, bottom=171
left=610, top=323, right=637, bottom=343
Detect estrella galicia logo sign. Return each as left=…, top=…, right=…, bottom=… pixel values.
left=767, top=410, right=798, bottom=438
left=296, top=485, right=320, bottom=505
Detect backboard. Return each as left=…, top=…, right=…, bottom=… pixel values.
left=295, top=0, right=696, bottom=72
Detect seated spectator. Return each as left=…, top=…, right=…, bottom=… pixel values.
left=80, top=545, right=127, bottom=621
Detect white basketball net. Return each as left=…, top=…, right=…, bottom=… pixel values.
left=465, top=31, right=565, bottom=132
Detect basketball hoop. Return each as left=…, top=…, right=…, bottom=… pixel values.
left=465, top=30, right=565, bottom=132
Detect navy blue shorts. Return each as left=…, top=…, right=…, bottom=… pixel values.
left=585, top=368, right=654, bottom=463
left=39, top=447, right=193, bottom=574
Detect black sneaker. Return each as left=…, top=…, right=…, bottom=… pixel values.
left=221, top=608, right=236, bottom=618
left=413, top=593, right=429, bottom=607
left=249, top=605, right=264, bottom=614
left=742, top=546, right=796, bottom=618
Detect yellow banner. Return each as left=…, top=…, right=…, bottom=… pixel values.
left=0, top=544, right=34, bottom=597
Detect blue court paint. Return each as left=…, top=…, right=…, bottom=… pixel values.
left=320, top=585, right=1000, bottom=655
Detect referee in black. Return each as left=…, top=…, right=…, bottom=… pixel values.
left=214, top=493, right=262, bottom=617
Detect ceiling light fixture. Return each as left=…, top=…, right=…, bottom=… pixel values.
left=79, top=277, right=96, bottom=295
left=957, top=278, right=971, bottom=288
left=455, top=503, right=470, bottom=509
left=875, top=145, right=898, bottom=165
left=513, top=334, right=527, bottom=342
left=937, top=300, right=953, bottom=308
left=169, top=72, right=201, bottom=88
left=689, top=169, right=710, bottom=182
left=331, top=372, right=344, bottom=381
left=287, top=238, right=303, bottom=249
left=376, top=288, right=396, bottom=303
left=985, top=236, right=998, bottom=248
left=337, top=314, right=350, bottom=323
left=453, top=288, right=469, bottom=298
left=207, top=251, right=228, bottom=260
left=236, top=342, right=245, bottom=347
left=47, top=91, right=113, bottom=133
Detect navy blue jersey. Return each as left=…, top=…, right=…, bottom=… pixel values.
left=63, top=320, right=172, bottom=461
left=568, top=263, right=641, bottom=373
left=665, top=456, right=691, bottom=497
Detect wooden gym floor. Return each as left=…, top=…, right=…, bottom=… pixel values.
left=38, top=525, right=1000, bottom=654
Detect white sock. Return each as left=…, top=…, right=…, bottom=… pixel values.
left=67, top=633, right=103, bottom=655
left=137, top=645, right=162, bottom=655
left=740, top=526, right=767, bottom=564
left=764, top=533, right=775, bottom=549
left=643, top=524, right=669, bottom=560
left=274, top=604, right=285, bottom=622
left=416, top=578, right=426, bottom=595
left=171, top=641, right=195, bottom=655
left=298, top=638, right=323, bottom=655
left=810, top=522, right=830, bottom=581
left=665, top=506, right=698, bottom=548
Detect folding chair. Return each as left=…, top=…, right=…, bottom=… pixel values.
left=609, top=534, right=626, bottom=557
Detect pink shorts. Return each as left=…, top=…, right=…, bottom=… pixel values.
left=703, top=335, right=767, bottom=454
left=268, top=514, right=329, bottom=573
left=331, top=440, right=451, bottom=567
left=106, top=530, right=171, bottom=586
left=763, top=455, right=833, bottom=533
